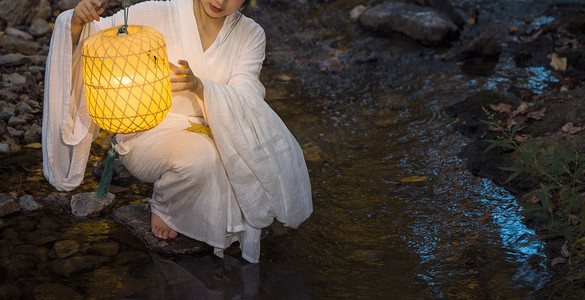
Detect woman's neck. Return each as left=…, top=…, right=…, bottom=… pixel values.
left=193, top=0, right=226, bottom=51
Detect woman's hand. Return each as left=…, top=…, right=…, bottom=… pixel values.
left=170, top=60, right=204, bottom=99
left=71, top=0, right=104, bottom=45
left=72, top=0, right=105, bottom=26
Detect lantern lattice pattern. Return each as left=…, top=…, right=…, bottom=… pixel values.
left=82, top=25, right=172, bottom=134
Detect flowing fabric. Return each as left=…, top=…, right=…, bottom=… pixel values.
left=42, top=0, right=312, bottom=263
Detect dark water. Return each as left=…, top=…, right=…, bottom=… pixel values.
left=1, top=0, right=583, bottom=298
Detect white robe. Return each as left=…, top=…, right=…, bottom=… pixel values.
left=42, top=0, right=312, bottom=263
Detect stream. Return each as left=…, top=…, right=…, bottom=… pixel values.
left=1, top=0, right=583, bottom=298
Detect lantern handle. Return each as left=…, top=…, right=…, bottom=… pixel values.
left=117, top=0, right=131, bottom=35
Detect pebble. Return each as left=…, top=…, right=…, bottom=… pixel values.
left=70, top=192, right=116, bottom=218
left=52, top=240, right=80, bottom=259
left=19, top=195, right=43, bottom=213
left=0, top=284, right=23, bottom=299
left=9, top=73, right=26, bottom=85
left=0, top=53, right=32, bottom=67
left=0, top=193, right=20, bottom=217
left=0, top=143, right=11, bottom=155
left=7, top=126, right=24, bottom=138
left=24, top=123, right=42, bottom=144
left=29, top=18, right=51, bottom=37
left=8, top=116, right=26, bottom=127
left=5, top=27, right=34, bottom=40
left=15, top=102, right=33, bottom=114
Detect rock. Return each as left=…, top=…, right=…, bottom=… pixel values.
left=70, top=192, right=116, bottom=218
left=0, top=53, right=32, bottom=67
left=0, top=143, right=11, bottom=155
left=111, top=204, right=211, bottom=254
left=10, top=244, right=38, bottom=255
left=5, top=27, right=34, bottom=40
left=9, top=73, right=26, bottom=86
left=33, top=283, right=80, bottom=300
left=88, top=241, right=120, bottom=257
left=15, top=102, right=33, bottom=114
left=51, top=255, right=110, bottom=277
left=39, top=193, right=70, bottom=212
left=414, top=0, right=465, bottom=27
left=24, top=123, right=42, bottom=144
left=29, top=55, right=47, bottom=65
left=8, top=116, right=26, bottom=127
left=0, top=193, right=20, bottom=217
left=28, top=229, right=60, bottom=246
left=19, top=195, right=43, bottom=213
left=53, top=240, right=80, bottom=258
left=29, top=18, right=51, bottom=37
left=0, top=0, right=52, bottom=27
left=0, top=35, right=42, bottom=55
left=358, top=2, right=458, bottom=44
left=0, top=284, right=23, bottom=299
left=7, top=127, right=24, bottom=138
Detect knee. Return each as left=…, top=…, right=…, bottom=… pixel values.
left=170, top=137, right=219, bottom=179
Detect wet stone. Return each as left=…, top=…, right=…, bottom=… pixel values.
left=8, top=254, right=38, bottom=270
left=28, top=229, right=59, bottom=246
left=51, top=255, right=110, bottom=277
left=39, top=193, right=70, bottom=212
left=113, top=251, right=150, bottom=266
left=88, top=241, right=120, bottom=257
left=33, top=283, right=79, bottom=300
left=0, top=284, right=23, bottom=299
left=52, top=240, right=80, bottom=259
left=0, top=194, right=20, bottom=217
left=10, top=244, right=38, bottom=255
left=70, top=192, right=116, bottom=218
left=112, top=204, right=211, bottom=255
left=19, top=195, right=43, bottom=213
left=2, top=228, right=20, bottom=241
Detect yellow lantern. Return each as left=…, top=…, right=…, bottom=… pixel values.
left=81, top=25, right=172, bottom=134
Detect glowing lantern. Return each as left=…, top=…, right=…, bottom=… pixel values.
left=81, top=25, right=172, bottom=134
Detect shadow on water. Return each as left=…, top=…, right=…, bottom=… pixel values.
left=1, top=0, right=584, bottom=298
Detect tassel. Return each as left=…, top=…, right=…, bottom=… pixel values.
left=96, top=137, right=117, bottom=199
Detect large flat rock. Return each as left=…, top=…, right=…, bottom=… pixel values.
left=111, top=204, right=211, bottom=255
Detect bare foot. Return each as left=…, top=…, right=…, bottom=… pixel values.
left=151, top=213, right=178, bottom=239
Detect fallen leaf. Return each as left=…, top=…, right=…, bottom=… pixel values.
left=488, top=124, right=502, bottom=132
left=277, top=74, right=292, bottom=81
left=527, top=107, right=546, bottom=120
left=185, top=121, right=213, bottom=138
left=467, top=17, right=476, bottom=25
left=508, top=26, right=518, bottom=32
left=562, top=241, right=570, bottom=258
left=562, top=122, right=584, bottom=134
left=400, top=176, right=429, bottom=183
left=24, top=143, right=42, bottom=148
left=349, top=5, right=369, bottom=21
left=511, top=102, right=530, bottom=117
left=550, top=53, right=567, bottom=71
left=521, top=193, right=540, bottom=204
left=513, top=134, right=532, bottom=142
left=551, top=256, right=566, bottom=267
left=488, top=103, right=512, bottom=114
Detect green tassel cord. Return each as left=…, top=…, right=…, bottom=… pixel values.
left=96, top=137, right=117, bottom=199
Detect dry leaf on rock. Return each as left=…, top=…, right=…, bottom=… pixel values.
left=513, top=134, right=532, bottom=142
left=551, top=257, right=566, bottom=267
left=527, top=107, right=546, bottom=120
left=488, top=103, right=512, bottom=114
left=561, top=122, right=584, bottom=134
left=550, top=53, right=567, bottom=71
left=511, top=102, right=530, bottom=117
left=488, top=124, right=502, bottom=132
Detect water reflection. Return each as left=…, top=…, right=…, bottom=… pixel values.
left=114, top=252, right=309, bottom=299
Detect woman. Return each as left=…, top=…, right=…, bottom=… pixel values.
left=42, top=0, right=312, bottom=263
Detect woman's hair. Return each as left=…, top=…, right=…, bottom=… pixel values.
left=222, top=0, right=252, bottom=45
